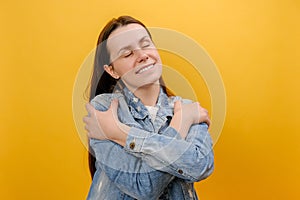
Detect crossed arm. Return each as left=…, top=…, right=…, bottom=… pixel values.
left=84, top=96, right=214, bottom=198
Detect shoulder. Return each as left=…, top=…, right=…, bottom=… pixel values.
left=90, top=93, right=125, bottom=111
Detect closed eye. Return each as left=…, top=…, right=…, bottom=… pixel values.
left=141, top=38, right=153, bottom=49
left=122, top=50, right=133, bottom=58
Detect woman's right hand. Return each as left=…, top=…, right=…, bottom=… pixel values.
left=83, top=99, right=129, bottom=146
left=170, top=100, right=210, bottom=139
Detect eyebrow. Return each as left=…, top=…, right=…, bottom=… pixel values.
left=117, top=36, right=150, bottom=55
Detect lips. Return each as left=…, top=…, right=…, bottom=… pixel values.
left=135, top=63, right=155, bottom=74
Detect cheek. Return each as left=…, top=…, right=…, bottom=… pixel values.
left=113, top=60, right=135, bottom=77
left=151, top=50, right=162, bottom=62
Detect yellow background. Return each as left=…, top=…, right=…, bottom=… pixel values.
left=1, top=0, right=299, bottom=199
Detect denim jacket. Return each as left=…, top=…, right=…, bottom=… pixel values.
left=87, top=87, right=214, bottom=200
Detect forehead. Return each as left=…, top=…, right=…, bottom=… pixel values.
left=107, top=24, right=150, bottom=52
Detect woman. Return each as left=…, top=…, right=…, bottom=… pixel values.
left=83, top=16, right=214, bottom=199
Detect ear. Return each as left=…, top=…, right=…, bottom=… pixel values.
left=104, top=65, right=120, bottom=79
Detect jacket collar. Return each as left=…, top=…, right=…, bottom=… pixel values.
left=122, top=87, right=173, bottom=120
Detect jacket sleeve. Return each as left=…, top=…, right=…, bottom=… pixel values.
left=125, top=123, right=214, bottom=183
left=90, top=94, right=214, bottom=184
left=89, top=96, right=174, bottom=199
left=90, top=139, right=174, bottom=199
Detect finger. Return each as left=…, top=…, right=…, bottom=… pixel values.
left=195, top=102, right=201, bottom=112
left=173, top=100, right=182, bottom=112
left=83, top=116, right=89, bottom=123
left=201, top=108, right=208, bottom=115
left=84, top=125, right=89, bottom=132
left=110, top=99, right=119, bottom=115
left=85, top=103, right=95, bottom=115
left=206, top=118, right=211, bottom=127
left=204, top=108, right=209, bottom=114
left=110, top=98, right=119, bottom=108
left=206, top=118, right=211, bottom=128
left=86, top=131, right=92, bottom=138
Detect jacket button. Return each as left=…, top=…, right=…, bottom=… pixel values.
left=129, top=142, right=135, bottom=150
left=178, top=169, right=183, bottom=174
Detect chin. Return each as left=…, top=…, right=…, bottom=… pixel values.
left=126, top=79, right=160, bottom=92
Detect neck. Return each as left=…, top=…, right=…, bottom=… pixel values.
left=132, top=83, right=160, bottom=106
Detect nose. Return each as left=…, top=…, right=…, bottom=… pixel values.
left=135, top=49, right=148, bottom=63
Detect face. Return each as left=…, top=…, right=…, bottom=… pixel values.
left=105, top=23, right=162, bottom=92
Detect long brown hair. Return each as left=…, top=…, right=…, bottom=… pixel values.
left=87, top=16, right=172, bottom=178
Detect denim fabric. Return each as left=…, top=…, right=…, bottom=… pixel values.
left=87, top=87, right=214, bottom=200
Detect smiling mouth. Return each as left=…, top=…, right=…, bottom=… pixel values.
left=136, top=63, right=155, bottom=74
